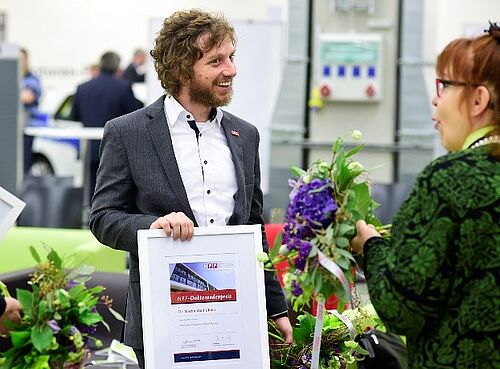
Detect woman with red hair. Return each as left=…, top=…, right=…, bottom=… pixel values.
left=352, top=22, right=500, bottom=369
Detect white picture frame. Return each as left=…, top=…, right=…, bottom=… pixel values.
left=138, top=225, right=270, bottom=369
left=0, top=186, right=26, bottom=241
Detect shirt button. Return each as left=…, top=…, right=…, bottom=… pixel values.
left=204, top=160, right=208, bottom=165
left=199, top=133, right=202, bottom=137
left=210, top=219, right=214, bottom=224
left=207, top=190, right=211, bottom=194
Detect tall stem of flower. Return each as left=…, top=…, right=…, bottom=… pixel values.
left=268, top=331, right=285, bottom=343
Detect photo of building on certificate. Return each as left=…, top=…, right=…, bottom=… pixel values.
left=167, top=255, right=244, bottom=364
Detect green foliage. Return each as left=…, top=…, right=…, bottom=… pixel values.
left=270, top=305, right=382, bottom=369
left=0, top=248, right=125, bottom=369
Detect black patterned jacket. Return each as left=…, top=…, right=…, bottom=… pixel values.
left=364, top=145, right=500, bottom=369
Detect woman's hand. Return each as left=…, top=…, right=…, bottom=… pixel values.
left=351, top=220, right=381, bottom=255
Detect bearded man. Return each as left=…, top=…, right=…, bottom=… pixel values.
left=89, top=9, right=292, bottom=368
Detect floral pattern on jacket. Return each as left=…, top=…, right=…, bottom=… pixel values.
left=364, top=146, right=500, bottom=369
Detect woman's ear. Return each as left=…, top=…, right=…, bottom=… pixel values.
left=470, top=85, right=492, bottom=117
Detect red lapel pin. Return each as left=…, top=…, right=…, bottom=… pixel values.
left=231, top=130, right=240, bottom=137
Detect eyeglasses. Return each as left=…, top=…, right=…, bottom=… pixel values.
left=435, top=78, right=471, bottom=97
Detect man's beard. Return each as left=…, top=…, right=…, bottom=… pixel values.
left=188, top=78, right=233, bottom=107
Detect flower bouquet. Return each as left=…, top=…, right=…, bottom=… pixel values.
left=269, top=304, right=383, bottom=369
left=264, top=130, right=387, bottom=311
left=0, top=246, right=125, bottom=369
left=260, top=131, right=392, bottom=368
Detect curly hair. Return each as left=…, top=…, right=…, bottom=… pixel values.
left=150, top=9, right=236, bottom=97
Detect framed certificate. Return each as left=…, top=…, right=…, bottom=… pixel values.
left=0, top=186, right=26, bottom=241
left=138, top=225, right=270, bottom=369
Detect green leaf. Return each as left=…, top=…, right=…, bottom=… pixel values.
left=351, top=183, right=371, bottom=219
left=331, top=137, right=343, bottom=154
left=38, top=300, right=48, bottom=318
left=16, top=289, right=33, bottom=317
left=325, top=225, right=334, bottom=244
left=29, top=246, right=41, bottom=263
left=33, top=355, right=50, bottom=369
left=269, top=231, right=282, bottom=260
left=56, top=289, right=70, bottom=307
left=75, top=264, right=96, bottom=276
left=323, top=314, right=345, bottom=331
left=351, top=344, right=369, bottom=355
left=337, top=248, right=356, bottom=263
left=9, top=331, right=31, bottom=348
left=46, top=249, right=62, bottom=269
left=68, top=283, right=85, bottom=299
left=100, top=319, right=110, bottom=332
left=31, top=325, right=53, bottom=352
left=289, top=165, right=306, bottom=178
left=293, top=312, right=316, bottom=345
left=108, top=307, right=127, bottom=323
left=334, top=152, right=346, bottom=179
left=336, top=237, right=350, bottom=248
left=309, top=245, right=318, bottom=258
left=87, top=286, right=105, bottom=295
left=371, top=197, right=381, bottom=210
left=338, top=223, right=355, bottom=237
left=336, top=256, right=350, bottom=270
left=79, top=312, right=103, bottom=325
left=345, top=144, right=365, bottom=158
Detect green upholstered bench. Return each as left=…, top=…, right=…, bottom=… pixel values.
left=0, top=226, right=127, bottom=274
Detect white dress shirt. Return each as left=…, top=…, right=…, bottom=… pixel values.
left=163, top=96, right=237, bottom=227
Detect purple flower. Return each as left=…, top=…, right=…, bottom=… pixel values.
left=48, top=319, right=61, bottom=333
left=69, top=326, right=80, bottom=336
left=291, top=280, right=302, bottom=297
left=78, top=323, right=97, bottom=334
left=298, top=240, right=312, bottom=258
left=66, top=280, right=78, bottom=289
left=301, top=353, right=311, bottom=363
left=283, top=178, right=337, bottom=247
left=294, top=256, right=306, bottom=271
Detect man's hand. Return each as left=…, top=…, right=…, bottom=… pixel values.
left=150, top=212, right=194, bottom=241
left=0, top=297, right=22, bottom=334
left=274, top=316, right=293, bottom=344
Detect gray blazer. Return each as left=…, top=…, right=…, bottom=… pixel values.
left=89, top=96, right=287, bottom=349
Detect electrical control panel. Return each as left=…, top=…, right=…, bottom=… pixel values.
left=318, top=33, right=383, bottom=102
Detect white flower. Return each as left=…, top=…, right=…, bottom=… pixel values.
left=279, top=244, right=290, bottom=256
left=282, top=272, right=295, bottom=284
left=256, top=252, right=269, bottom=263
left=348, top=161, right=364, bottom=172
left=351, top=130, right=362, bottom=140
left=318, top=162, right=330, bottom=172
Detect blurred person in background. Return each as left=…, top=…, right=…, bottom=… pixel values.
left=70, top=51, right=142, bottom=203
left=122, top=48, right=146, bottom=83
left=20, top=48, right=42, bottom=173
left=87, top=63, right=100, bottom=79
left=351, top=22, right=500, bottom=369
